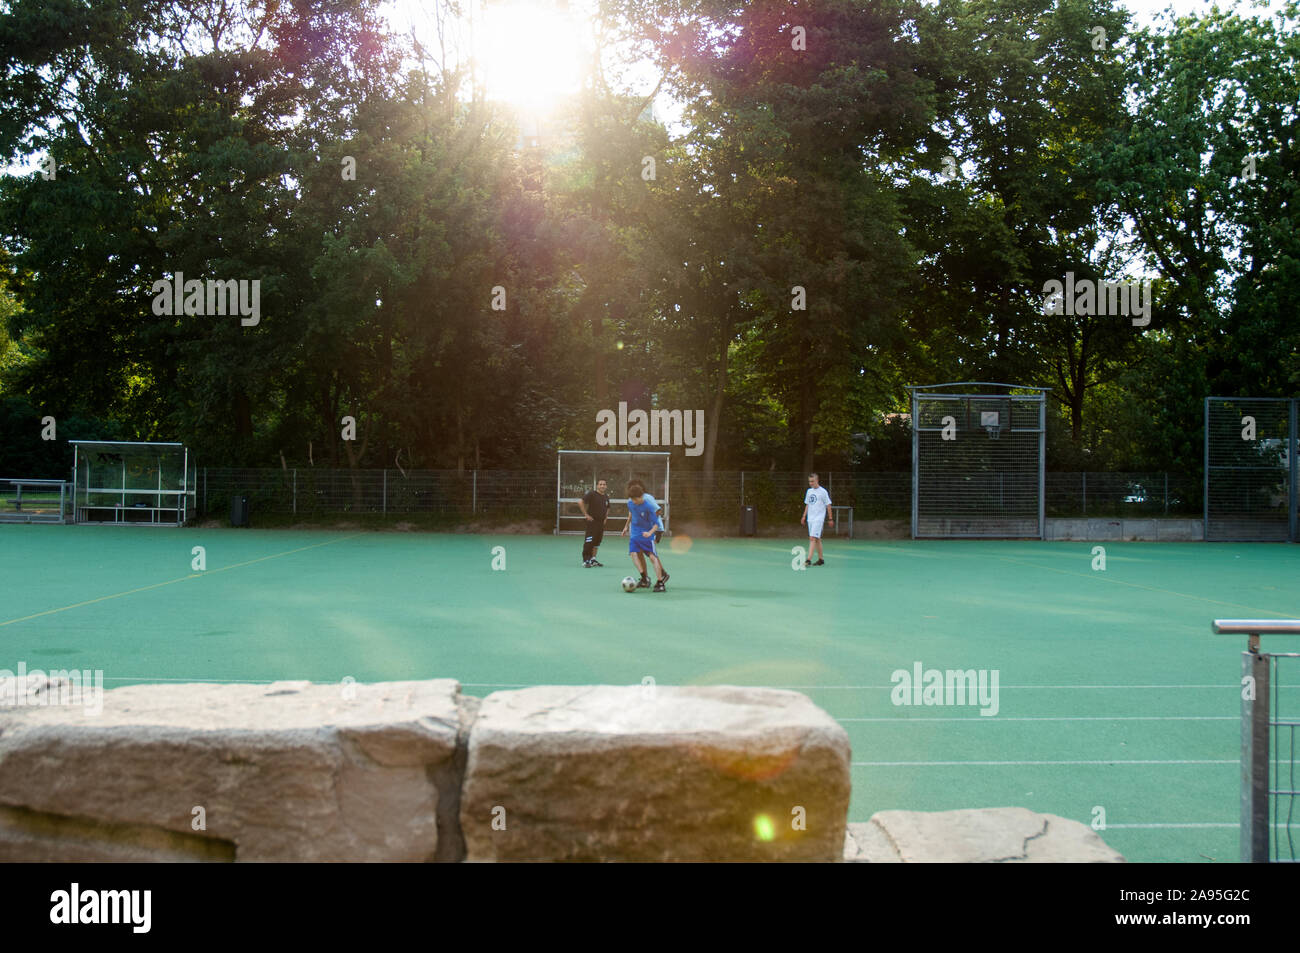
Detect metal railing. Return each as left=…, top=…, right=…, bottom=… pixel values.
left=1214, top=619, right=1300, bottom=862
left=0, top=478, right=70, bottom=524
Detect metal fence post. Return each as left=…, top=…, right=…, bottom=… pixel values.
left=1164, top=472, right=1169, bottom=516
left=1242, top=643, right=1271, bottom=862
left=472, top=470, right=477, bottom=514
left=1290, top=399, right=1298, bottom=543
left=1204, top=396, right=1211, bottom=539
left=1215, top=618, right=1300, bottom=864
left=293, top=468, right=297, bottom=515
left=383, top=469, right=387, bottom=514
left=1082, top=472, right=1086, bottom=515
left=740, top=470, right=745, bottom=507
left=1038, top=395, right=1046, bottom=538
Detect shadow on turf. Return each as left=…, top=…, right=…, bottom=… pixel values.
left=618, top=587, right=792, bottom=600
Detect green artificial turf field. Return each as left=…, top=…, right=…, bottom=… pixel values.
left=3, top=523, right=1298, bottom=862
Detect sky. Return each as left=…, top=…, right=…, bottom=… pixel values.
left=378, top=0, right=1295, bottom=117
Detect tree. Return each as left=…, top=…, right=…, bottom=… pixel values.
left=904, top=0, right=1136, bottom=443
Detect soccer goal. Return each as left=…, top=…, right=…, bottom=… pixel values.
left=828, top=505, right=854, bottom=538
left=1205, top=397, right=1297, bottom=542
left=71, top=440, right=196, bottom=525
left=556, top=450, right=670, bottom=535
left=910, top=383, right=1048, bottom=538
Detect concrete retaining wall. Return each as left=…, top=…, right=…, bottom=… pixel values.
left=0, top=675, right=1122, bottom=862
left=1044, top=518, right=1204, bottom=541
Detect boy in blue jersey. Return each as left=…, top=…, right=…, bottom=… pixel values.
left=620, top=480, right=670, bottom=592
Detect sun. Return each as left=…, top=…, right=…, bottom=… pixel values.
left=479, top=0, right=588, bottom=113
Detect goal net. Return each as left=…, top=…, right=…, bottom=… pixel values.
left=556, top=451, right=670, bottom=535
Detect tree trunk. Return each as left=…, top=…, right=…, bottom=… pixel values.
left=341, top=415, right=370, bottom=511
left=592, top=302, right=606, bottom=408
left=800, top=349, right=816, bottom=474
left=233, top=392, right=253, bottom=456
left=455, top=401, right=464, bottom=476
left=702, top=322, right=730, bottom=479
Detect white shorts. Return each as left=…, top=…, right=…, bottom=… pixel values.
left=807, top=517, right=825, bottom=539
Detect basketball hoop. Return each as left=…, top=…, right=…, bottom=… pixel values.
left=980, top=410, right=1002, bottom=439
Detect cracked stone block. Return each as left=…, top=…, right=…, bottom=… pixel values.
left=0, top=679, right=464, bottom=862
left=461, top=685, right=851, bottom=862
left=843, top=820, right=901, bottom=862
left=850, top=808, right=1125, bottom=862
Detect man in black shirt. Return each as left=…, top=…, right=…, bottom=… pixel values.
left=579, top=479, right=610, bottom=567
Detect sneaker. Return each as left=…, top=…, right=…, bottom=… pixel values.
left=652, top=572, right=670, bottom=592
left=805, top=559, right=811, bottom=567
left=814, top=559, right=825, bottom=566
left=636, top=576, right=652, bottom=589
left=590, top=559, right=603, bottom=567
left=582, top=558, right=593, bottom=567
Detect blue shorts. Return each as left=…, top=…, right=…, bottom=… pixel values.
left=629, top=535, right=658, bottom=555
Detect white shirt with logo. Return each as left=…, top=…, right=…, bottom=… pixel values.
left=804, top=486, right=831, bottom=521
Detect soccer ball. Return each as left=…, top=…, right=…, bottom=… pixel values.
left=621, top=576, right=638, bottom=593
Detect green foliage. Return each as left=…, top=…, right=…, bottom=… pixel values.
left=0, top=0, right=1295, bottom=480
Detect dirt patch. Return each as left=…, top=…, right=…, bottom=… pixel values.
left=855, top=519, right=909, bottom=539
left=653, top=518, right=909, bottom=540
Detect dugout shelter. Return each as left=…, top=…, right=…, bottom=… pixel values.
left=71, top=440, right=196, bottom=525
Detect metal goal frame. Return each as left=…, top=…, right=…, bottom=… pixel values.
left=909, top=382, right=1048, bottom=539
left=1205, top=397, right=1298, bottom=542
left=555, top=450, right=670, bottom=536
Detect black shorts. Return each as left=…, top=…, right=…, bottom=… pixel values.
left=585, top=521, right=605, bottom=547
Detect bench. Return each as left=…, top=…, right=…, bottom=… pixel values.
left=1, top=479, right=68, bottom=521
left=79, top=505, right=182, bottom=524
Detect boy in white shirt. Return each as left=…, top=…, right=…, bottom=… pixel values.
left=800, top=472, right=833, bottom=566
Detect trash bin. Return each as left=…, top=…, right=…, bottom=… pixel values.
left=230, top=495, right=250, bottom=527
left=739, top=505, right=757, bottom=537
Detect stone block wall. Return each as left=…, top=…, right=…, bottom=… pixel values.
left=0, top=675, right=1122, bottom=862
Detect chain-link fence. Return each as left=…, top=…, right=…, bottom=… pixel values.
left=1205, top=397, right=1297, bottom=541
left=1045, top=471, right=1201, bottom=518
left=197, top=467, right=1199, bottom=525
left=201, top=468, right=554, bottom=522
left=912, top=385, right=1048, bottom=538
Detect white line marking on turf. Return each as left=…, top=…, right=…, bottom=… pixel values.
left=851, top=759, right=1236, bottom=766
left=100, top=677, right=283, bottom=683
left=81, top=679, right=1294, bottom=693
left=1103, top=823, right=1240, bottom=829
left=838, top=716, right=1237, bottom=722
left=97, top=678, right=535, bottom=686
left=780, top=685, right=1296, bottom=690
